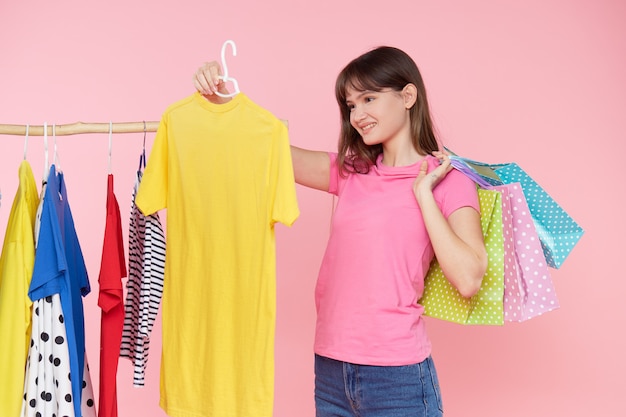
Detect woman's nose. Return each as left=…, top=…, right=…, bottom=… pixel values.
left=352, top=106, right=366, bottom=120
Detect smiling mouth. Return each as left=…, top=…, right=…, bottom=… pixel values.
left=361, top=122, right=376, bottom=131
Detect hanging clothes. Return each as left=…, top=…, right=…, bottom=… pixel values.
left=22, top=179, right=97, bottom=417
left=24, top=165, right=94, bottom=417
left=120, top=162, right=165, bottom=387
left=22, top=180, right=75, bottom=417
left=22, top=293, right=75, bottom=417
left=136, top=92, right=299, bottom=417
left=0, top=160, right=39, bottom=417
left=81, top=353, right=97, bottom=416
left=97, top=174, right=127, bottom=417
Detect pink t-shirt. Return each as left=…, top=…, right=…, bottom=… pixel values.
left=314, top=152, right=480, bottom=366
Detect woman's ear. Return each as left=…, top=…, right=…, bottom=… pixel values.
left=402, top=83, right=418, bottom=109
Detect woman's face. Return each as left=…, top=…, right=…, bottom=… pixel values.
left=345, top=85, right=412, bottom=147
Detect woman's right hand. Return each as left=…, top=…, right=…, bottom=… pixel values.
left=193, top=61, right=230, bottom=96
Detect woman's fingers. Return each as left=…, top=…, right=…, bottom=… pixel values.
left=194, top=61, right=222, bottom=95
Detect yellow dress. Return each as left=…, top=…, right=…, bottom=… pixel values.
left=137, top=92, right=299, bottom=417
left=0, top=160, right=39, bottom=417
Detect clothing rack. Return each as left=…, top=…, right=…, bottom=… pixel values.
left=0, top=122, right=159, bottom=136
left=0, top=118, right=288, bottom=136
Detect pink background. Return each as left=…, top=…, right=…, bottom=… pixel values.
left=1, top=1, right=624, bottom=416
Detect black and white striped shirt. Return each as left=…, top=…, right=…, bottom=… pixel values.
left=120, top=169, right=166, bottom=387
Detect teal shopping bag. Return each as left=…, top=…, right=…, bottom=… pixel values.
left=446, top=150, right=584, bottom=269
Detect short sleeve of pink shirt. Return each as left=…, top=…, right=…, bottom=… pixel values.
left=316, top=152, right=479, bottom=366
left=327, top=152, right=479, bottom=217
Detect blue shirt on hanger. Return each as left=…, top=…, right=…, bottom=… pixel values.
left=29, top=164, right=90, bottom=417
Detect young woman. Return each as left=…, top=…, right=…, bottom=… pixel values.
left=193, top=46, right=488, bottom=417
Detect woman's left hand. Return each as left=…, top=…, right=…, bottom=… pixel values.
left=413, top=151, right=453, bottom=199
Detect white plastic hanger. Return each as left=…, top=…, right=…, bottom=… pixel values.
left=53, top=123, right=62, bottom=173
left=215, top=39, right=241, bottom=98
left=42, top=122, right=49, bottom=182
left=23, top=124, right=29, bottom=160
left=108, top=121, right=113, bottom=174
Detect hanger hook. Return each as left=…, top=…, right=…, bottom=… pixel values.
left=216, top=40, right=240, bottom=98
left=108, top=121, right=113, bottom=174
left=23, top=124, right=29, bottom=160
left=43, top=122, right=49, bottom=182
left=139, top=121, right=147, bottom=170
left=53, top=123, right=61, bottom=171
left=220, top=39, right=236, bottom=80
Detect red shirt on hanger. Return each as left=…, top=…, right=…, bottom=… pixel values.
left=97, top=174, right=127, bottom=417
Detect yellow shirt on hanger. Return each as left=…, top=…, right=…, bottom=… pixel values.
left=136, top=92, right=299, bottom=417
left=0, top=160, right=40, bottom=417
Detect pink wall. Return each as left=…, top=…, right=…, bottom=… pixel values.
left=1, top=1, right=624, bottom=416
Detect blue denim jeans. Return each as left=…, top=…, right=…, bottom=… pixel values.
left=314, top=354, right=444, bottom=417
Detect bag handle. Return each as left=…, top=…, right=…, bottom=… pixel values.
left=449, top=156, right=495, bottom=188
left=445, top=147, right=504, bottom=187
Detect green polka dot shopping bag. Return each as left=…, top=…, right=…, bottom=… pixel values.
left=419, top=187, right=506, bottom=325
left=444, top=150, right=584, bottom=269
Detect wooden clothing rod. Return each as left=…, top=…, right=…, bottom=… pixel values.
left=0, top=118, right=289, bottom=136
left=0, top=122, right=160, bottom=136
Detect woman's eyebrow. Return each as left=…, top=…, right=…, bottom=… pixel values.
left=345, top=90, right=373, bottom=102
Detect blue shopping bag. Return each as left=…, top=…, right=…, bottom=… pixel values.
left=446, top=150, right=584, bottom=269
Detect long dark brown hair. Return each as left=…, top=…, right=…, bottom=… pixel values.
left=335, top=46, right=439, bottom=175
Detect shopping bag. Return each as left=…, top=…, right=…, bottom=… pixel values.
left=494, top=183, right=560, bottom=321
left=419, top=188, right=505, bottom=325
left=447, top=152, right=584, bottom=269
left=493, top=183, right=522, bottom=321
